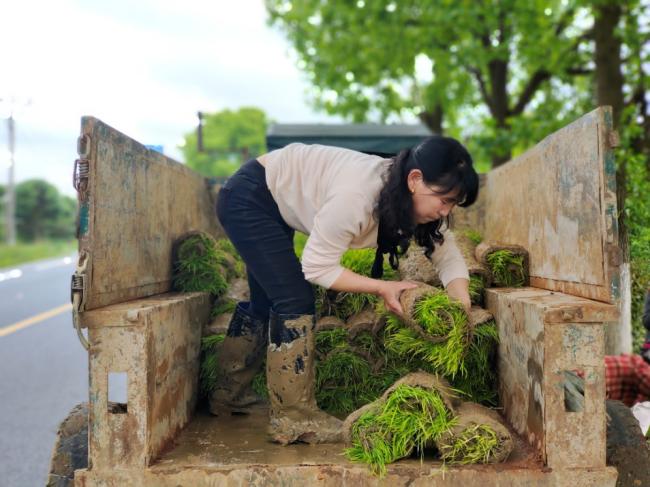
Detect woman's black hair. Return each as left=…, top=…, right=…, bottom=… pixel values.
left=371, top=135, right=479, bottom=278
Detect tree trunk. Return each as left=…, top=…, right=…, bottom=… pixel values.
left=594, top=2, right=626, bottom=210
left=594, top=2, right=631, bottom=354
left=418, top=105, right=444, bottom=134
left=489, top=59, right=512, bottom=167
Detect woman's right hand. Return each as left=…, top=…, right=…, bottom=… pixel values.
left=377, top=280, right=418, bottom=317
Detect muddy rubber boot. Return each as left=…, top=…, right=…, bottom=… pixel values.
left=209, top=302, right=267, bottom=415
left=266, top=311, right=343, bottom=445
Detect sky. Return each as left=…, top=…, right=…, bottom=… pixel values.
left=0, top=0, right=341, bottom=197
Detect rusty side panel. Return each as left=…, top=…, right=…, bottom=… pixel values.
left=455, top=107, right=620, bottom=304
left=544, top=323, right=606, bottom=469
left=486, top=289, right=546, bottom=454
left=85, top=292, right=210, bottom=470
left=75, top=464, right=617, bottom=487
left=77, top=117, right=223, bottom=312
left=486, top=288, right=610, bottom=470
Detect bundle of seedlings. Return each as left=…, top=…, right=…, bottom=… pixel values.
left=435, top=402, right=513, bottom=464
left=380, top=285, right=499, bottom=405
left=198, top=333, right=226, bottom=398
left=313, top=310, right=404, bottom=418
left=343, top=372, right=459, bottom=476
left=383, top=284, right=472, bottom=378
left=172, top=233, right=252, bottom=401
left=316, top=248, right=398, bottom=321
left=172, top=231, right=244, bottom=298
left=475, top=242, right=529, bottom=288
left=448, top=316, right=499, bottom=406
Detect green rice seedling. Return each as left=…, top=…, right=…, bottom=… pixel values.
left=215, top=238, right=246, bottom=278
left=252, top=370, right=268, bottom=399
left=173, top=233, right=229, bottom=297
left=293, top=232, right=308, bottom=259
left=316, top=347, right=375, bottom=417
left=350, top=329, right=384, bottom=360
left=469, top=275, right=485, bottom=305
left=315, top=328, right=348, bottom=356
left=346, top=384, right=457, bottom=476
left=335, top=291, right=377, bottom=321
left=318, top=249, right=397, bottom=320
left=345, top=410, right=393, bottom=475
left=462, top=229, right=483, bottom=246
left=340, top=248, right=398, bottom=280
left=438, top=423, right=500, bottom=464
left=210, top=297, right=237, bottom=318
left=449, top=321, right=499, bottom=406
left=199, top=334, right=225, bottom=396
left=486, top=250, right=526, bottom=287
left=384, top=291, right=469, bottom=378
left=412, top=291, right=466, bottom=336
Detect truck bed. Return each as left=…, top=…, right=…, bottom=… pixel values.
left=77, top=406, right=617, bottom=486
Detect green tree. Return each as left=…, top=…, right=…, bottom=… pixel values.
left=268, top=0, right=649, bottom=347
left=15, top=180, right=76, bottom=241
left=267, top=0, right=601, bottom=166
left=266, top=0, right=647, bottom=168
left=181, top=107, right=268, bottom=177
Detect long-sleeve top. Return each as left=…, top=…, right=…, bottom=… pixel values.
left=258, top=143, right=469, bottom=289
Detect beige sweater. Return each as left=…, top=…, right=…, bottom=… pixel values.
left=258, top=143, right=469, bottom=289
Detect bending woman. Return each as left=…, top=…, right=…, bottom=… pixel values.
left=211, top=136, right=479, bottom=445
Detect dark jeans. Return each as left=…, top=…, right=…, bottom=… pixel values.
left=216, top=160, right=315, bottom=321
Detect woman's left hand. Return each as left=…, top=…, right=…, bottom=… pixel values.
left=446, top=278, right=472, bottom=314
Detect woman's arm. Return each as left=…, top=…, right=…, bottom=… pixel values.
left=330, top=269, right=417, bottom=316
left=446, top=277, right=471, bottom=313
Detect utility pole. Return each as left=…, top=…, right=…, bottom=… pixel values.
left=5, top=112, right=16, bottom=245
left=1, top=97, right=30, bottom=245
left=197, top=111, right=204, bottom=153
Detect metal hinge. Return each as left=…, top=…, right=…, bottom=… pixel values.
left=73, top=134, right=91, bottom=197
left=71, top=250, right=89, bottom=350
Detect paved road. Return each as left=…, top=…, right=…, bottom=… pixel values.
left=0, top=255, right=89, bottom=487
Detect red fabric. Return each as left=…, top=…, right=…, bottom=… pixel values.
left=605, top=354, right=650, bottom=406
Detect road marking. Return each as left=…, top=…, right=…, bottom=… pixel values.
left=0, top=303, right=72, bottom=338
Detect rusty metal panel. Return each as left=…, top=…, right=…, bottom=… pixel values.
left=75, top=117, right=223, bottom=312
left=85, top=292, right=210, bottom=470
left=485, top=288, right=548, bottom=454
left=545, top=324, right=606, bottom=469
left=486, top=288, right=610, bottom=470
left=75, top=464, right=618, bottom=486
left=455, top=107, right=621, bottom=304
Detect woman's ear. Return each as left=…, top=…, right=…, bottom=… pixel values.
left=406, top=169, right=423, bottom=194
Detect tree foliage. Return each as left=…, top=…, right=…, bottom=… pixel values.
left=14, top=179, right=76, bottom=241
left=266, top=0, right=647, bottom=166
left=267, top=0, right=649, bottom=345
left=181, top=107, right=268, bottom=177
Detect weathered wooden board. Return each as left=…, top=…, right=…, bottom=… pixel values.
left=75, top=117, right=223, bottom=311
left=455, top=107, right=620, bottom=304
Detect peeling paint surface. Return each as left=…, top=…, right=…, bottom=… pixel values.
left=486, top=288, right=608, bottom=471
left=455, top=108, right=621, bottom=304
left=85, top=292, right=210, bottom=469
left=77, top=117, right=224, bottom=312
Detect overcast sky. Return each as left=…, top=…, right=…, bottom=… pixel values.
left=0, top=0, right=341, bottom=197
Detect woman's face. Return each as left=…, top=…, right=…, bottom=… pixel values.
left=407, top=169, right=460, bottom=225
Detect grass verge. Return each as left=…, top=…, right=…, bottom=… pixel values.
left=0, top=240, right=76, bottom=268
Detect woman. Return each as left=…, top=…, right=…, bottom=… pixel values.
left=211, top=136, right=479, bottom=445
